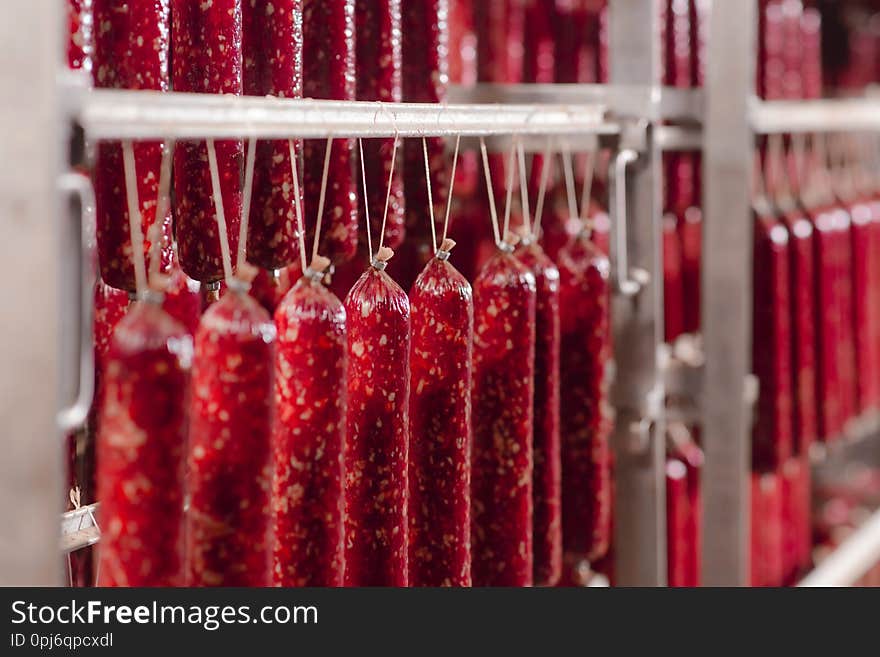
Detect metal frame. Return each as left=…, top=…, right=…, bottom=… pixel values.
left=799, top=507, right=880, bottom=587
left=0, top=0, right=64, bottom=586
left=607, top=0, right=667, bottom=587
left=699, top=0, right=757, bottom=587
left=22, top=0, right=880, bottom=589
left=76, top=86, right=616, bottom=141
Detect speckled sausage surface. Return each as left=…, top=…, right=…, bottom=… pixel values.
left=516, top=241, right=561, bottom=587
left=172, top=0, right=243, bottom=283
left=242, top=0, right=302, bottom=270
left=96, top=302, right=192, bottom=586
left=402, top=0, right=449, bottom=242
left=357, top=0, right=405, bottom=250
left=68, top=0, right=93, bottom=72
left=82, top=279, right=130, bottom=504
left=344, top=265, right=411, bottom=586
left=187, top=290, right=275, bottom=586
left=557, top=236, right=612, bottom=563
left=302, top=0, right=358, bottom=265
left=93, top=1, right=172, bottom=292
left=848, top=200, right=878, bottom=414
left=470, top=250, right=536, bottom=587
left=666, top=458, right=690, bottom=587
left=408, top=255, right=473, bottom=587
left=807, top=205, right=844, bottom=440
left=161, top=260, right=202, bottom=337
left=752, top=213, right=793, bottom=469
left=273, top=276, right=347, bottom=587
left=779, top=210, right=817, bottom=455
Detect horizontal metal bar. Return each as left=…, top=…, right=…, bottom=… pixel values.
left=799, top=507, right=880, bottom=587
left=78, top=88, right=616, bottom=141
left=451, top=83, right=704, bottom=123
left=60, top=503, right=99, bottom=554
left=751, top=97, right=880, bottom=134
left=656, top=125, right=703, bottom=151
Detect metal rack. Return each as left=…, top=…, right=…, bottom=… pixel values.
left=7, top=0, right=880, bottom=588
left=0, top=0, right=694, bottom=589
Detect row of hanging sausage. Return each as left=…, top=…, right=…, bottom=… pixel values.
left=85, top=130, right=613, bottom=588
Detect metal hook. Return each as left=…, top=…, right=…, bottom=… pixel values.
left=609, top=148, right=645, bottom=297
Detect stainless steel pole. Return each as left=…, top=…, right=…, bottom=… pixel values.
left=701, top=0, right=757, bottom=586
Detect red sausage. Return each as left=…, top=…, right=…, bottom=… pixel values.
left=832, top=207, right=858, bottom=424
left=752, top=212, right=793, bottom=470
left=93, top=1, right=172, bottom=292
left=516, top=239, right=562, bottom=587
left=778, top=207, right=818, bottom=455
left=408, top=245, right=473, bottom=587
left=666, top=458, right=690, bottom=587
left=187, top=288, right=275, bottom=586
left=249, top=264, right=300, bottom=315
left=161, top=260, right=202, bottom=337
left=96, top=301, right=191, bottom=586
left=523, top=0, right=555, bottom=84
left=557, top=234, right=612, bottom=564
left=848, top=199, right=878, bottom=413
left=272, top=270, right=347, bottom=587
left=553, top=0, right=602, bottom=84
left=662, top=212, right=686, bottom=342
left=664, top=0, right=692, bottom=89
left=67, top=0, right=93, bottom=72
left=302, top=0, right=358, bottom=266
left=402, top=0, right=450, bottom=245
left=172, top=0, right=243, bottom=283
left=750, top=470, right=784, bottom=587
left=807, top=204, right=845, bottom=440
left=242, top=0, right=302, bottom=271
left=357, top=0, right=405, bottom=250
left=344, top=256, right=411, bottom=586
left=79, top=279, right=130, bottom=519
left=448, top=0, right=476, bottom=86
left=471, top=248, right=536, bottom=586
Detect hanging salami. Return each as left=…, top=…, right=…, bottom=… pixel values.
left=767, top=137, right=818, bottom=455
left=471, top=238, right=537, bottom=587
left=408, top=240, right=473, bottom=587
left=666, top=458, right=690, bottom=587
left=302, top=0, right=358, bottom=265
left=93, top=1, right=172, bottom=292
left=161, top=260, right=202, bottom=337
left=402, top=0, right=450, bottom=252
left=803, top=169, right=844, bottom=441
left=242, top=0, right=303, bottom=271
left=517, top=235, right=562, bottom=587
left=344, top=248, right=411, bottom=586
left=357, top=0, right=405, bottom=250
left=186, top=282, right=275, bottom=587
left=172, top=0, right=244, bottom=283
left=752, top=205, right=794, bottom=470
left=557, top=232, right=613, bottom=566
left=96, top=300, right=192, bottom=586
left=273, top=260, right=347, bottom=587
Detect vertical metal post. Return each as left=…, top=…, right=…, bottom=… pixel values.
left=0, top=0, right=63, bottom=584
left=700, top=0, right=757, bottom=586
left=608, top=0, right=667, bottom=586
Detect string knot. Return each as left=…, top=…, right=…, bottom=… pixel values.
left=371, top=246, right=394, bottom=270
left=436, top=238, right=456, bottom=261
left=305, top=255, right=332, bottom=281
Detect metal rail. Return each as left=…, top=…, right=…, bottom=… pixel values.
left=799, top=508, right=880, bottom=587
left=700, top=0, right=756, bottom=586
left=751, top=97, right=880, bottom=134
left=450, top=82, right=704, bottom=123
left=77, top=88, right=616, bottom=141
